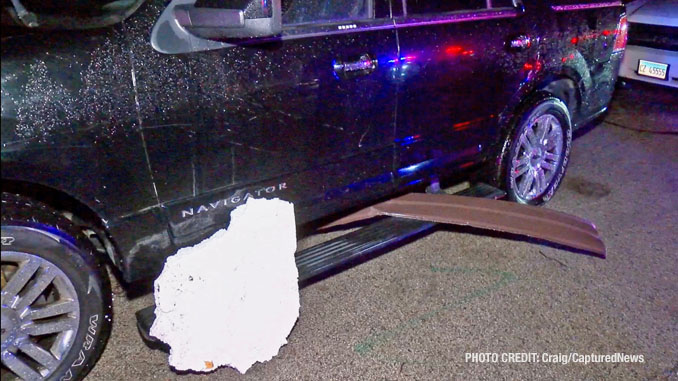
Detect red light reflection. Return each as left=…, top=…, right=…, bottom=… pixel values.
left=445, top=45, right=474, bottom=56
left=445, top=46, right=463, bottom=55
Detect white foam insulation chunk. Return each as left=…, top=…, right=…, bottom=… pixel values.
left=150, top=198, right=300, bottom=374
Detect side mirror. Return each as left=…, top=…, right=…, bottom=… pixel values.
left=175, top=0, right=281, bottom=40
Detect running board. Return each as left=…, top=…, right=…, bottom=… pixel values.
left=136, top=183, right=506, bottom=348
left=296, top=217, right=436, bottom=282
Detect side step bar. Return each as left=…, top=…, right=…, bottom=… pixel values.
left=136, top=183, right=506, bottom=347
left=296, top=217, right=436, bottom=282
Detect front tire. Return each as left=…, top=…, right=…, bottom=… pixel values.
left=1, top=193, right=111, bottom=381
left=500, top=95, right=573, bottom=205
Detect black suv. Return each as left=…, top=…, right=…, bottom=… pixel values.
left=1, top=0, right=626, bottom=379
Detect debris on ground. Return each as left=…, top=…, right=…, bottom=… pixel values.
left=150, top=198, right=299, bottom=373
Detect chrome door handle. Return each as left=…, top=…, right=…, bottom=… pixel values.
left=333, top=54, right=378, bottom=77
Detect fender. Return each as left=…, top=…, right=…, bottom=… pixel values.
left=1, top=31, right=173, bottom=281
left=488, top=48, right=592, bottom=167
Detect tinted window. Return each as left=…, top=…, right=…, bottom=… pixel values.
left=282, top=0, right=370, bottom=24
left=406, top=0, right=487, bottom=14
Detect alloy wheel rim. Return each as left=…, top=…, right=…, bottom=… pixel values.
left=1, top=251, right=80, bottom=380
left=510, top=114, right=564, bottom=201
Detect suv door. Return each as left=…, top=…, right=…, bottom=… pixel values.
left=130, top=0, right=399, bottom=242
left=392, top=0, right=534, bottom=183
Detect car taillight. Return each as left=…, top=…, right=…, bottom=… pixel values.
left=613, top=15, right=628, bottom=53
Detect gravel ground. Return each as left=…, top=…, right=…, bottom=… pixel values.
left=89, top=82, right=678, bottom=381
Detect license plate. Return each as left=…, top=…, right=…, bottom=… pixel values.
left=637, top=59, right=669, bottom=80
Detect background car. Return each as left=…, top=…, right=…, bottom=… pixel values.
left=619, top=0, right=678, bottom=87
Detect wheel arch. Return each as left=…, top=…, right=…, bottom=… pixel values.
left=538, top=76, right=581, bottom=117
left=2, top=179, right=123, bottom=270
left=494, top=72, right=580, bottom=157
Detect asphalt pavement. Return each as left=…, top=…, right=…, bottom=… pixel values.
left=89, top=81, right=678, bottom=381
